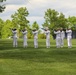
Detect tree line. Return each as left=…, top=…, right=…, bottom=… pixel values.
left=0, top=6, right=76, bottom=39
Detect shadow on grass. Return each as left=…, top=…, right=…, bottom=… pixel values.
left=0, top=46, right=76, bottom=63
left=0, top=39, right=76, bottom=63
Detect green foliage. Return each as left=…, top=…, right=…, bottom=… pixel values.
left=38, top=33, right=46, bottom=39
left=0, top=0, right=6, bottom=2
left=11, top=7, right=29, bottom=30
left=0, top=0, right=6, bottom=12
left=1, top=20, right=13, bottom=38
left=57, top=13, right=67, bottom=28
left=43, top=9, right=68, bottom=36
left=32, top=21, right=39, bottom=30
left=27, top=33, right=33, bottom=39
left=68, top=16, right=76, bottom=30
left=0, top=18, right=4, bottom=38
left=43, top=9, right=58, bottom=28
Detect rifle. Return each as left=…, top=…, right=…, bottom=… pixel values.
left=29, top=28, right=37, bottom=31
left=21, top=29, right=26, bottom=32
left=41, top=28, right=47, bottom=31
left=9, top=28, right=17, bottom=31
left=9, top=28, right=13, bottom=30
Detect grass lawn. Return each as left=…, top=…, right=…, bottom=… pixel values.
left=0, top=39, right=76, bottom=75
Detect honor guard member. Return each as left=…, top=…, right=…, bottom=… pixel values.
left=44, top=27, right=50, bottom=48
left=66, top=28, right=72, bottom=48
left=60, top=28, right=65, bottom=47
left=22, top=28, right=28, bottom=48
left=11, top=28, right=18, bottom=47
left=32, top=28, right=38, bottom=48
left=54, top=28, right=61, bottom=48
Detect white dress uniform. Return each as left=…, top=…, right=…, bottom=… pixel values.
left=45, top=30, right=50, bottom=48
left=66, top=29, right=72, bottom=48
left=60, top=30, right=65, bottom=47
left=12, top=30, right=18, bottom=47
left=22, top=30, right=28, bottom=48
left=54, top=30, right=61, bottom=48
left=32, top=30, right=38, bottom=48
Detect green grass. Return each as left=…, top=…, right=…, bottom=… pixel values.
left=0, top=39, right=76, bottom=75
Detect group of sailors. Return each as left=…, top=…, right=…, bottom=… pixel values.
left=54, top=28, right=72, bottom=48
left=10, top=27, right=72, bottom=48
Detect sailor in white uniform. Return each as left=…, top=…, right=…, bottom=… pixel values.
left=66, top=28, right=72, bottom=48
left=54, top=28, right=61, bottom=48
left=44, top=27, right=50, bottom=48
left=22, top=29, right=28, bottom=48
left=60, top=28, right=65, bottom=47
left=11, top=28, right=18, bottom=47
left=32, top=28, right=38, bottom=48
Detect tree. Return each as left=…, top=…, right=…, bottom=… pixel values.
left=11, top=7, right=29, bottom=29
left=43, top=9, right=67, bottom=35
left=67, top=16, right=76, bottom=38
left=57, top=13, right=67, bottom=28
left=68, top=16, right=76, bottom=30
left=32, top=21, right=39, bottom=30
left=43, top=9, right=58, bottom=29
left=1, top=20, right=13, bottom=38
left=0, top=18, right=4, bottom=38
left=0, top=0, right=6, bottom=13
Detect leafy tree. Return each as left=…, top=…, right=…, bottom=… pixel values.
left=32, top=21, right=39, bottom=30
left=67, top=16, right=76, bottom=38
left=0, top=18, right=4, bottom=38
left=38, top=33, right=46, bottom=39
left=1, top=20, right=13, bottom=38
left=57, top=13, right=67, bottom=28
left=11, top=7, right=29, bottom=29
left=0, top=0, right=6, bottom=12
left=43, top=9, right=58, bottom=29
left=68, top=16, right=76, bottom=30
left=43, top=9, right=67, bottom=35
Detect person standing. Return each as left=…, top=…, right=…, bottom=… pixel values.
left=44, top=27, right=50, bottom=48
left=54, top=28, right=61, bottom=48
left=22, top=29, right=28, bottom=48
left=11, top=28, right=18, bottom=47
left=60, top=28, right=65, bottom=47
left=66, top=28, right=72, bottom=48
left=32, top=28, right=38, bottom=48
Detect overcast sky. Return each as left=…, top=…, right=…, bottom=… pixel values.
left=0, top=0, right=76, bottom=26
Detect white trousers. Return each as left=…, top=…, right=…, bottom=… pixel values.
left=67, top=36, right=72, bottom=47
left=13, top=37, right=17, bottom=47
left=23, top=38, right=27, bottom=47
left=34, top=38, right=38, bottom=48
left=60, top=38, right=64, bottom=47
left=46, top=38, right=50, bottom=48
left=56, top=37, right=61, bottom=48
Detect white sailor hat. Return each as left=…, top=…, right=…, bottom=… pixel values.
left=45, top=27, right=49, bottom=30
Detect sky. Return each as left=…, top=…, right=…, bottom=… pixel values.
left=1, top=0, right=76, bottom=27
